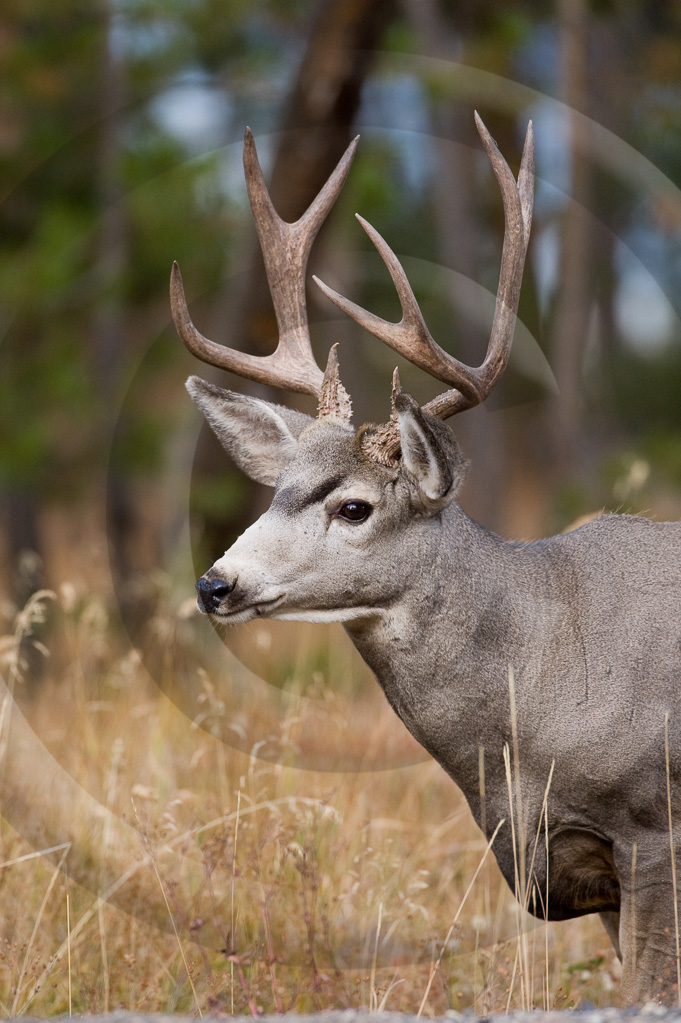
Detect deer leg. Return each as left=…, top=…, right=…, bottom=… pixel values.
left=599, top=910, right=621, bottom=960
left=616, top=839, right=680, bottom=1006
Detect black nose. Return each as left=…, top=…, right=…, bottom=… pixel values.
left=196, top=574, right=236, bottom=612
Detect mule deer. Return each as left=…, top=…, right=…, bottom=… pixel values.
left=171, top=115, right=681, bottom=1005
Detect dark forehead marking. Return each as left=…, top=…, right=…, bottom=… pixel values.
left=273, top=472, right=347, bottom=515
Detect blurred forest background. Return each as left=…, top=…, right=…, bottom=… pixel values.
left=2, top=0, right=681, bottom=631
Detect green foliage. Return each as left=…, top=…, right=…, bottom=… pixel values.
left=339, top=140, right=405, bottom=228
left=610, top=346, right=681, bottom=433
left=190, top=469, right=248, bottom=520
left=0, top=0, right=292, bottom=498
left=640, top=433, right=681, bottom=488
left=566, top=955, right=605, bottom=976
left=124, top=149, right=234, bottom=298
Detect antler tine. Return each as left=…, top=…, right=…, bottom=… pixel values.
left=314, top=115, right=534, bottom=425
left=314, top=215, right=481, bottom=405
left=422, top=117, right=533, bottom=421
left=518, top=118, right=535, bottom=238
left=171, top=129, right=359, bottom=398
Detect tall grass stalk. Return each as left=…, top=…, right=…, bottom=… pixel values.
left=231, top=787, right=241, bottom=1014
left=260, top=885, right=284, bottom=1013
left=417, top=818, right=504, bottom=1017
left=544, top=770, right=552, bottom=1010
left=630, top=842, right=637, bottom=986
left=506, top=665, right=530, bottom=1009
left=1, top=841, right=70, bottom=869
left=10, top=846, right=70, bottom=1016
left=503, top=741, right=528, bottom=1009
left=376, top=971, right=404, bottom=1011
left=664, top=712, right=681, bottom=1005
left=66, top=893, right=72, bottom=1016
left=505, top=938, right=521, bottom=1014
left=369, top=901, right=383, bottom=1011
left=150, top=854, right=203, bottom=1017
left=98, top=903, right=110, bottom=1013
left=521, top=760, right=555, bottom=1009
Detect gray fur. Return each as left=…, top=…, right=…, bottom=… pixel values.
left=191, top=381, right=681, bottom=1006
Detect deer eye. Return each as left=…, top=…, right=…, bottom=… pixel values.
left=337, top=500, right=372, bottom=523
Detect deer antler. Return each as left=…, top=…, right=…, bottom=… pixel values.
left=314, top=113, right=534, bottom=460
left=171, top=128, right=359, bottom=401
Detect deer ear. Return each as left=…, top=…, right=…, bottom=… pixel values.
left=186, top=376, right=313, bottom=486
left=395, top=392, right=467, bottom=506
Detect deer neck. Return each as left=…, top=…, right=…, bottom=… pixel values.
left=344, top=503, right=546, bottom=814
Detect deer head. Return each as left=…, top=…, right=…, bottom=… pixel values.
left=171, top=115, right=534, bottom=623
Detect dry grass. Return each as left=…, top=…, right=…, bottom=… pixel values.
left=0, top=583, right=620, bottom=1016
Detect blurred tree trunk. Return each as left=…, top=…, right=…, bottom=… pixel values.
left=589, top=12, right=635, bottom=425
left=271, top=0, right=395, bottom=219
left=546, top=0, right=596, bottom=479
left=402, top=0, right=509, bottom=533
left=0, top=15, right=43, bottom=610
left=93, top=0, right=149, bottom=616
left=194, top=0, right=395, bottom=562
